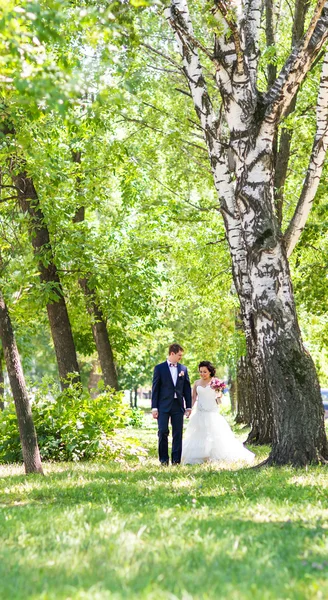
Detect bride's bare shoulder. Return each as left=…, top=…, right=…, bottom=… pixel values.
left=193, top=379, right=202, bottom=387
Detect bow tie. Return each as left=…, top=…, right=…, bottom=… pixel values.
left=169, top=363, right=177, bottom=367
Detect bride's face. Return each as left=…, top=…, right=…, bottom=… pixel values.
left=199, top=367, right=211, bottom=380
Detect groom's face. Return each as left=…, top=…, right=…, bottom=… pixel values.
left=169, top=350, right=183, bottom=363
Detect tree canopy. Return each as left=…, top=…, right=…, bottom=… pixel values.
left=0, top=0, right=327, bottom=468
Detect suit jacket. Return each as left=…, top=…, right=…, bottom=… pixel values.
left=151, top=361, right=192, bottom=413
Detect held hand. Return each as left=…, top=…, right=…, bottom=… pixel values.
left=152, top=409, right=159, bottom=419
left=185, top=409, right=192, bottom=418
left=216, top=391, right=223, bottom=404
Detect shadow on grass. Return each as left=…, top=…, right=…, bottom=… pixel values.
left=0, top=462, right=327, bottom=510
left=0, top=512, right=327, bottom=599
left=0, top=463, right=327, bottom=599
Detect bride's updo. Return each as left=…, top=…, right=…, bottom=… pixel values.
left=198, top=361, right=216, bottom=377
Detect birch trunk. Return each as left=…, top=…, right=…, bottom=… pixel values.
left=237, top=130, right=326, bottom=461
left=0, top=291, right=43, bottom=474
left=166, top=0, right=328, bottom=464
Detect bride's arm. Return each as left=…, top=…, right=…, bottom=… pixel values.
left=192, top=382, right=198, bottom=407
left=216, top=391, right=223, bottom=404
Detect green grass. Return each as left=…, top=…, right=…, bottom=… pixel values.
left=0, top=414, right=328, bottom=600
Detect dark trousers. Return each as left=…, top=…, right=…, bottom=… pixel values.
left=158, top=400, right=184, bottom=464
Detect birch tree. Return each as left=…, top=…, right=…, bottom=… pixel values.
left=163, top=0, right=328, bottom=465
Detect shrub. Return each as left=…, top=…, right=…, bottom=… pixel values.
left=0, top=379, right=133, bottom=463
left=128, top=407, right=144, bottom=428
left=0, top=404, right=22, bottom=463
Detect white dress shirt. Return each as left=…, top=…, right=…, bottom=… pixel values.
left=167, top=359, right=178, bottom=388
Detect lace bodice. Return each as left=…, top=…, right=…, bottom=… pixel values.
left=196, top=385, right=218, bottom=412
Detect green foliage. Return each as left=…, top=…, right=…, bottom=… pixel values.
left=128, top=407, right=144, bottom=428
left=0, top=406, right=21, bottom=462
left=0, top=0, right=327, bottom=396
left=0, top=380, right=133, bottom=462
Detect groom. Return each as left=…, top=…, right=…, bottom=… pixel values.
left=151, top=344, right=192, bottom=465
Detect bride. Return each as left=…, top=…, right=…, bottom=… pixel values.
left=181, top=361, right=255, bottom=465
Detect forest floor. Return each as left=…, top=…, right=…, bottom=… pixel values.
left=0, top=408, right=327, bottom=600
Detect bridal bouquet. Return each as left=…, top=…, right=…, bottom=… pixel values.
left=210, top=378, right=227, bottom=393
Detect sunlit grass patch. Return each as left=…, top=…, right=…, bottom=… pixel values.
left=0, top=422, right=328, bottom=599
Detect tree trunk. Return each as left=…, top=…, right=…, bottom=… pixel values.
left=0, top=347, right=4, bottom=411
left=79, top=277, right=118, bottom=389
left=71, top=181, right=118, bottom=390
left=13, top=173, right=80, bottom=389
left=167, top=0, right=328, bottom=465
left=0, top=291, right=43, bottom=474
left=88, top=359, right=102, bottom=397
left=134, top=387, right=138, bottom=408
left=244, top=356, right=274, bottom=445
left=232, top=120, right=326, bottom=461
left=233, top=333, right=273, bottom=442
left=274, top=0, right=310, bottom=225
left=235, top=356, right=252, bottom=426
left=234, top=116, right=327, bottom=461
left=228, top=375, right=237, bottom=414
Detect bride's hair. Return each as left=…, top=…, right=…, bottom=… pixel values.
left=198, top=361, right=216, bottom=377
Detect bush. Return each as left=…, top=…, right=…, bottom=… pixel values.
left=0, top=379, right=133, bottom=463
left=0, top=405, right=22, bottom=463
left=128, top=408, right=144, bottom=428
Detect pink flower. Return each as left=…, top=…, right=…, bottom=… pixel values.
left=210, top=377, right=226, bottom=392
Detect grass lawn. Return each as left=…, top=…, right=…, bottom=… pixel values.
left=0, top=411, right=327, bottom=600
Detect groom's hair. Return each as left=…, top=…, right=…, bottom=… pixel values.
left=169, top=343, right=184, bottom=354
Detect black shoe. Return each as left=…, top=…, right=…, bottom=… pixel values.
left=171, top=461, right=180, bottom=466
left=160, top=461, right=169, bottom=466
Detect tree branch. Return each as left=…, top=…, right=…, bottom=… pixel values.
left=134, top=155, right=218, bottom=212
left=0, top=196, right=18, bottom=203
left=166, top=14, right=216, bottom=62
left=174, top=87, right=192, bottom=98
left=283, top=51, right=328, bottom=256
left=265, top=0, right=277, bottom=88
left=0, top=185, right=19, bottom=190
left=265, top=1, right=328, bottom=121
left=211, top=0, right=245, bottom=76
left=292, top=0, right=311, bottom=44
left=140, top=42, right=184, bottom=71
left=166, top=0, right=253, bottom=324
left=165, top=1, right=220, bottom=148
left=118, top=113, right=208, bottom=153
left=274, top=0, right=311, bottom=225
left=303, top=0, right=326, bottom=46
left=141, top=100, right=203, bottom=131
left=205, top=237, right=226, bottom=245
left=244, top=0, right=262, bottom=76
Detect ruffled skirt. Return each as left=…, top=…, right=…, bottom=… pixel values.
left=181, top=402, right=255, bottom=465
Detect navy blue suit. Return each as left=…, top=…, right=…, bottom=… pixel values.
left=151, top=361, right=192, bottom=464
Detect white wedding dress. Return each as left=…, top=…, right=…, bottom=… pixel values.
left=181, top=385, right=255, bottom=465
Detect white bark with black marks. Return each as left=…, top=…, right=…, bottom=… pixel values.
left=284, top=51, right=328, bottom=256
left=166, top=0, right=328, bottom=464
